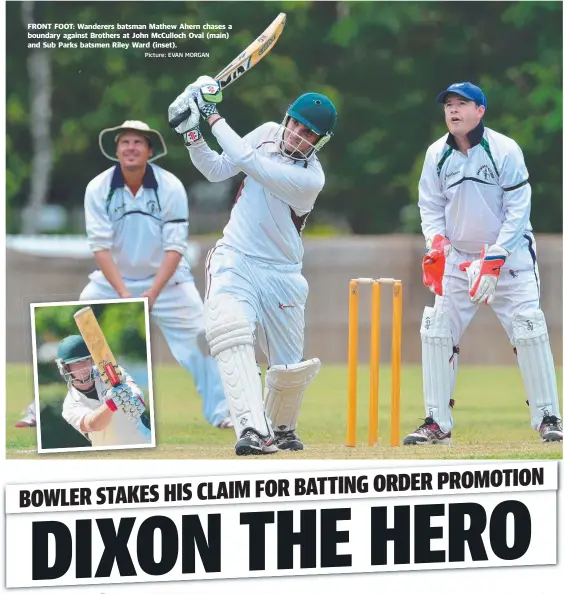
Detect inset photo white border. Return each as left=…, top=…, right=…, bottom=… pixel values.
left=30, top=297, right=156, bottom=454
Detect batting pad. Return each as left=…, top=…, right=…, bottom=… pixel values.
left=513, top=310, right=561, bottom=429
left=420, top=306, right=455, bottom=432
left=205, top=295, right=272, bottom=439
left=264, top=358, right=321, bottom=432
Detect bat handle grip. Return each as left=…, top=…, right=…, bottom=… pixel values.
left=104, top=363, right=121, bottom=387
left=169, top=107, right=192, bottom=129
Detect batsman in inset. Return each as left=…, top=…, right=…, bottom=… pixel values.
left=404, top=82, right=562, bottom=445
left=168, top=77, right=337, bottom=455
left=56, top=335, right=151, bottom=447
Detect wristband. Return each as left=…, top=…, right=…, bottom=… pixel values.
left=106, top=399, right=118, bottom=412
left=209, top=116, right=224, bottom=130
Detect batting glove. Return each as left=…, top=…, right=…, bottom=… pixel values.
left=459, top=244, right=508, bottom=305
left=168, top=81, right=201, bottom=129
left=105, top=384, right=146, bottom=421
left=422, top=234, right=451, bottom=296
left=175, top=96, right=204, bottom=147
left=168, top=76, right=222, bottom=128
left=195, top=79, right=222, bottom=121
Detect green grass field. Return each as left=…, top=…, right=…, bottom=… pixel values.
left=6, top=363, right=563, bottom=460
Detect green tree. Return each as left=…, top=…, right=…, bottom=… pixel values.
left=6, top=1, right=562, bottom=234
left=33, top=301, right=147, bottom=360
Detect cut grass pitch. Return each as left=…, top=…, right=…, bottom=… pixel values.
left=6, top=363, right=563, bottom=460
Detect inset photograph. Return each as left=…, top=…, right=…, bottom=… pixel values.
left=30, top=299, right=155, bottom=452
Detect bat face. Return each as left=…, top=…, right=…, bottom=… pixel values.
left=216, top=58, right=252, bottom=88
left=73, top=307, right=123, bottom=389
left=215, top=13, right=286, bottom=90
left=168, top=13, right=286, bottom=129
left=258, top=32, right=277, bottom=56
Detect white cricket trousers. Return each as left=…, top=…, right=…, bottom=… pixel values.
left=424, top=237, right=561, bottom=432
left=436, top=242, right=541, bottom=345
left=205, top=245, right=309, bottom=366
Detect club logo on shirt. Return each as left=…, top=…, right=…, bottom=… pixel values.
left=477, top=164, right=495, bottom=181
left=112, top=202, right=126, bottom=214
left=278, top=302, right=295, bottom=310
left=146, top=199, right=161, bottom=215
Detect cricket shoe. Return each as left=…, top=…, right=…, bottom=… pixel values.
left=217, top=417, right=234, bottom=429
left=274, top=429, right=304, bottom=451
left=15, top=404, right=36, bottom=428
left=235, top=428, right=278, bottom=456
left=538, top=412, right=563, bottom=442
left=403, top=417, right=451, bottom=445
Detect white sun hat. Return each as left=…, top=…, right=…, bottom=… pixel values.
left=99, top=120, right=168, bottom=162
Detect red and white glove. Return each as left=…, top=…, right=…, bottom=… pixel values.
left=422, top=234, right=451, bottom=296
left=459, top=244, right=508, bottom=305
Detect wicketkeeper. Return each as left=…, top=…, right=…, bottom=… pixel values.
left=56, top=335, right=151, bottom=447
left=168, top=77, right=337, bottom=455
left=405, top=82, right=562, bottom=445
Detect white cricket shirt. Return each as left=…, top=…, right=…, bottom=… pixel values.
left=419, top=122, right=533, bottom=257
left=188, top=120, right=325, bottom=266
left=61, top=366, right=151, bottom=448
left=85, top=164, right=193, bottom=281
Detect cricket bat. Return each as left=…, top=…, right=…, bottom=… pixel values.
left=169, top=13, right=286, bottom=128
left=73, top=307, right=123, bottom=389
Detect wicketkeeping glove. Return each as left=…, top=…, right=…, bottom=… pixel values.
left=105, top=384, right=146, bottom=421
left=422, top=234, right=451, bottom=296
left=459, top=244, right=508, bottom=305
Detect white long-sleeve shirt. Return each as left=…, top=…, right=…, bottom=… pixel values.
left=85, top=164, right=192, bottom=281
left=61, top=365, right=151, bottom=448
left=418, top=123, right=532, bottom=256
left=189, top=120, right=325, bottom=265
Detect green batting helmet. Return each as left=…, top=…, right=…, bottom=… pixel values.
left=57, top=335, right=91, bottom=363
left=287, top=93, right=337, bottom=138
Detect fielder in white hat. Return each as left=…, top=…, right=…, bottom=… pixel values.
left=99, top=120, right=167, bottom=163
left=78, top=120, right=232, bottom=430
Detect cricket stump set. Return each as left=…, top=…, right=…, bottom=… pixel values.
left=347, top=278, right=403, bottom=447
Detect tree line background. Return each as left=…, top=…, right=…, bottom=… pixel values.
left=6, top=1, right=563, bottom=236
left=34, top=301, right=148, bottom=383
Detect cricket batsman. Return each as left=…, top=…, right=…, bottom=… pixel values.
left=57, top=335, right=150, bottom=447
left=404, top=82, right=562, bottom=445
left=79, top=120, right=232, bottom=429
left=168, top=77, right=337, bottom=455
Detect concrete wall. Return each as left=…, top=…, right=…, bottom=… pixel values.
left=7, top=234, right=562, bottom=366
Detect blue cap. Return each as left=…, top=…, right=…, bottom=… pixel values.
left=436, top=82, right=487, bottom=109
